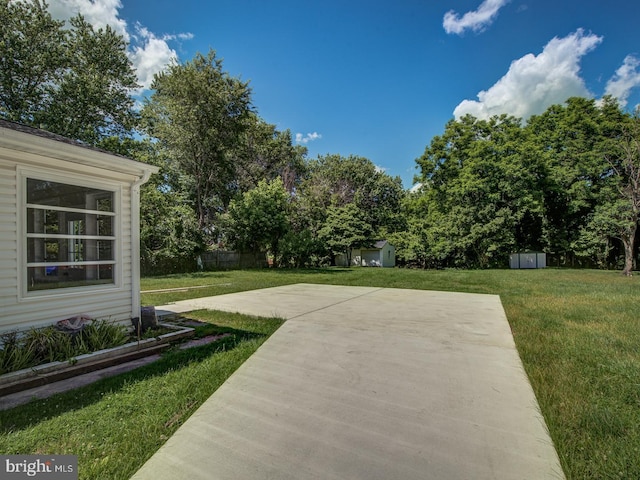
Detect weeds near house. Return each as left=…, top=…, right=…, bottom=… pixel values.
left=0, top=320, right=130, bottom=375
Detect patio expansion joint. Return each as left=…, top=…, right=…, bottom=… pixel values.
left=287, top=286, right=385, bottom=321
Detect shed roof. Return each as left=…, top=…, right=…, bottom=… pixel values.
left=361, top=240, right=390, bottom=250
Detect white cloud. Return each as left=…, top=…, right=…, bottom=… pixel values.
left=48, top=0, right=129, bottom=41
left=295, top=132, right=322, bottom=144
left=443, top=0, right=510, bottom=35
left=453, top=29, right=602, bottom=120
left=605, top=55, right=640, bottom=108
left=45, top=0, right=192, bottom=92
left=129, top=24, right=178, bottom=91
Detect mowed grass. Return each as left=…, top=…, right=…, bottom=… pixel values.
left=0, top=268, right=637, bottom=479
left=141, top=267, right=640, bottom=479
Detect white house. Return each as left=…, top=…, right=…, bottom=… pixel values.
left=0, top=120, right=158, bottom=333
left=336, top=240, right=396, bottom=267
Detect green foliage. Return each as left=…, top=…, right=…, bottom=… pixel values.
left=298, top=154, right=404, bottom=239
left=142, top=50, right=253, bottom=229
left=231, top=114, right=308, bottom=193
left=404, top=98, right=640, bottom=271
left=415, top=114, right=544, bottom=268
left=318, top=203, right=373, bottom=265
left=0, top=0, right=138, bottom=144
left=0, top=0, right=66, bottom=123
left=220, top=178, right=291, bottom=259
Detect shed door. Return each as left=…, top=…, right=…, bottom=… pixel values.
left=362, top=250, right=380, bottom=267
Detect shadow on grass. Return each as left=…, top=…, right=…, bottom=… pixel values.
left=0, top=325, right=264, bottom=434
left=263, top=267, right=352, bottom=275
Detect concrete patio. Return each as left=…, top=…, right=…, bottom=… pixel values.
left=133, top=283, right=564, bottom=479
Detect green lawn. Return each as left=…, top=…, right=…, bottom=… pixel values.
left=1, top=268, right=638, bottom=479
left=143, top=267, right=640, bottom=479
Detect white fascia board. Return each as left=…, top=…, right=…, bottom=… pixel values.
left=0, top=126, right=159, bottom=179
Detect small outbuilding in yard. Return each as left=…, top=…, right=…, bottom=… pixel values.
left=336, top=240, right=396, bottom=267
left=0, top=120, right=158, bottom=333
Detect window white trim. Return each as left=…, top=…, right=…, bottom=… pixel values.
left=17, top=166, right=124, bottom=300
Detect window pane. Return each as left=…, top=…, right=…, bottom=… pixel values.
left=28, top=209, right=114, bottom=236
left=27, top=265, right=114, bottom=291
left=27, top=179, right=113, bottom=212
left=27, top=238, right=114, bottom=262
left=97, top=215, right=114, bottom=236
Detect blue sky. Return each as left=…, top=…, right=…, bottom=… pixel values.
left=49, top=0, right=640, bottom=188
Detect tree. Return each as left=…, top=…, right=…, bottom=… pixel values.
left=0, top=0, right=65, bottom=123
left=220, top=178, right=291, bottom=261
left=584, top=111, right=640, bottom=275
left=37, top=15, right=139, bottom=144
left=232, top=114, right=307, bottom=194
left=98, top=137, right=204, bottom=273
left=416, top=114, right=544, bottom=267
left=526, top=97, right=625, bottom=260
left=0, top=1, right=138, bottom=144
left=143, top=50, right=253, bottom=230
left=318, top=203, right=373, bottom=266
left=298, top=154, right=404, bottom=239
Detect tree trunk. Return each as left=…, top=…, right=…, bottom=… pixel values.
left=621, top=223, right=637, bottom=276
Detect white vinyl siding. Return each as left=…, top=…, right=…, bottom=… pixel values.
left=0, top=122, right=156, bottom=334
left=0, top=164, right=133, bottom=332
left=0, top=161, right=18, bottom=309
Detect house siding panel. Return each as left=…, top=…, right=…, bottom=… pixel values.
left=0, top=122, right=156, bottom=333
left=0, top=163, right=17, bottom=309
left=0, top=159, right=135, bottom=332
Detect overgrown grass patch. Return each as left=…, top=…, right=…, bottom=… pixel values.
left=0, top=310, right=283, bottom=480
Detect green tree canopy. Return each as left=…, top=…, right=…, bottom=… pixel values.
left=220, top=177, right=291, bottom=260
left=0, top=0, right=138, bottom=145
left=318, top=203, right=373, bottom=266
left=298, top=154, right=404, bottom=239
left=416, top=114, right=544, bottom=267
left=143, top=50, right=253, bottom=230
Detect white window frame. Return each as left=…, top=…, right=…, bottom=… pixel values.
left=17, top=167, right=123, bottom=299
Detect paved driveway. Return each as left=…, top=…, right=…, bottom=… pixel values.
left=133, top=284, right=564, bottom=479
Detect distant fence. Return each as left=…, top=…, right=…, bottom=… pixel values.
left=200, top=251, right=268, bottom=270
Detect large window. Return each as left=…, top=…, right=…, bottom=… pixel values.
left=26, top=178, right=116, bottom=291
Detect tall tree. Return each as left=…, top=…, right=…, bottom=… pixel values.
left=579, top=110, right=640, bottom=275
left=38, top=15, right=139, bottom=144
left=0, top=1, right=138, bottom=145
left=0, top=0, right=65, bottom=123
left=526, top=97, right=625, bottom=260
left=143, top=50, right=253, bottom=229
left=416, top=114, right=544, bottom=267
left=298, top=154, right=404, bottom=239
left=231, top=114, right=307, bottom=193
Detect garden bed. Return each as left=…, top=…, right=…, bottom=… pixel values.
left=0, top=323, right=194, bottom=396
